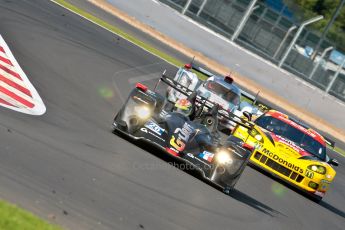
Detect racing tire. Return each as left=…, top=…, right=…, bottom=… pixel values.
left=223, top=185, right=235, bottom=195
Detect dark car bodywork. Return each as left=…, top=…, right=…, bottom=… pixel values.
left=112, top=74, right=254, bottom=192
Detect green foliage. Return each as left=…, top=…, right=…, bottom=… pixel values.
left=0, top=200, right=62, bottom=230
left=283, top=0, right=345, bottom=50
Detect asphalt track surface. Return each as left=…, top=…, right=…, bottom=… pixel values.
left=0, top=1, right=344, bottom=230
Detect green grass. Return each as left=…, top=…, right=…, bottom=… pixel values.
left=0, top=200, right=61, bottom=230
left=333, top=146, right=345, bottom=157
left=53, top=0, right=209, bottom=80
left=53, top=0, right=345, bottom=158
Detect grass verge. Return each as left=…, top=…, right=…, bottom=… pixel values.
left=53, top=0, right=208, bottom=80
left=0, top=200, right=61, bottom=230
left=334, top=146, right=345, bottom=157
left=54, top=0, right=184, bottom=68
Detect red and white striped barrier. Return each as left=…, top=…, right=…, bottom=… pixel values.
left=0, top=35, right=45, bottom=115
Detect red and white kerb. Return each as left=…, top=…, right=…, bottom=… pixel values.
left=0, top=35, right=45, bottom=115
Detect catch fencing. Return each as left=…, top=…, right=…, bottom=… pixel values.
left=159, top=0, right=345, bottom=102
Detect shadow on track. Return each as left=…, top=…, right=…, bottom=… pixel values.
left=114, top=130, right=282, bottom=217
left=229, top=190, right=283, bottom=217
left=319, top=201, right=345, bottom=219
left=250, top=164, right=345, bottom=219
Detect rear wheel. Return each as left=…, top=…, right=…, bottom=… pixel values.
left=223, top=185, right=234, bottom=195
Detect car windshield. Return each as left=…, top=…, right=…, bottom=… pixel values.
left=255, top=116, right=326, bottom=160
left=205, top=81, right=240, bottom=105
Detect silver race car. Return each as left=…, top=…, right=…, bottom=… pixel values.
left=167, top=63, right=241, bottom=132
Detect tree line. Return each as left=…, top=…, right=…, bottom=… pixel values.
left=283, top=0, right=345, bottom=51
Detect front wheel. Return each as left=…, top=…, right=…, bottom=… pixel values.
left=310, top=194, right=323, bottom=203
left=209, top=164, right=238, bottom=190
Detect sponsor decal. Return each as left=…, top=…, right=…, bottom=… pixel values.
left=305, top=169, right=314, bottom=179
left=277, top=115, right=316, bottom=137
left=186, top=153, right=211, bottom=167
left=320, top=179, right=331, bottom=184
left=273, top=114, right=324, bottom=144
left=140, top=127, right=165, bottom=141
left=148, top=131, right=165, bottom=142
left=261, top=148, right=304, bottom=174
left=274, top=135, right=307, bottom=155
left=166, top=147, right=179, bottom=156
left=159, top=109, right=168, bottom=118
left=198, top=151, right=214, bottom=162
left=170, top=136, right=185, bottom=152
left=170, top=122, right=193, bottom=152
left=145, top=120, right=165, bottom=135
left=257, top=103, right=270, bottom=112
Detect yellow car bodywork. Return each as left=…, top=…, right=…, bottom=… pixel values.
left=232, top=111, right=336, bottom=200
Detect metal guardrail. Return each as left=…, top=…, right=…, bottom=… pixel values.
left=158, top=0, right=345, bottom=102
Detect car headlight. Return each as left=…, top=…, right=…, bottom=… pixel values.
left=216, top=150, right=233, bottom=164
left=308, top=165, right=326, bottom=175
left=134, top=105, right=151, bottom=119
left=249, top=129, right=263, bottom=142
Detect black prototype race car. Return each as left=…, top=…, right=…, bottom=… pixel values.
left=112, top=74, right=255, bottom=193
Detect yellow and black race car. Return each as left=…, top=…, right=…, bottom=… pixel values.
left=231, top=110, right=338, bottom=202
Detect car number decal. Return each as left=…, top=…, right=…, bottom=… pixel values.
left=145, top=120, right=165, bottom=135
left=170, top=122, right=193, bottom=152
left=305, top=169, right=314, bottom=179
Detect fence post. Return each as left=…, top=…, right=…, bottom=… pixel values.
left=273, top=25, right=297, bottom=60
left=278, top=15, right=324, bottom=68
left=231, top=0, right=259, bottom=42
left=197, top=0, right=208, bottom=16
left=308, top=46, right=333, bottom=79
left=182, top=0, right=193, bottom=15
left=326, top=56, right=345, bottom=93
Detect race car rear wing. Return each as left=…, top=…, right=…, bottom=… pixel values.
left=187, top=62, right=270, bottom=112
left=240, top=89, right=271, bottom=113
left=181, top=57, right=215, bottom=79
left=158, top=74, right=254, bottom=130
left=189, top=64, right=215, bottom=78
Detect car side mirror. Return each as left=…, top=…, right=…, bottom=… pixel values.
left=328, top=158, right=339, bottom=167
left=243, top=111, right=252, bottom=121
